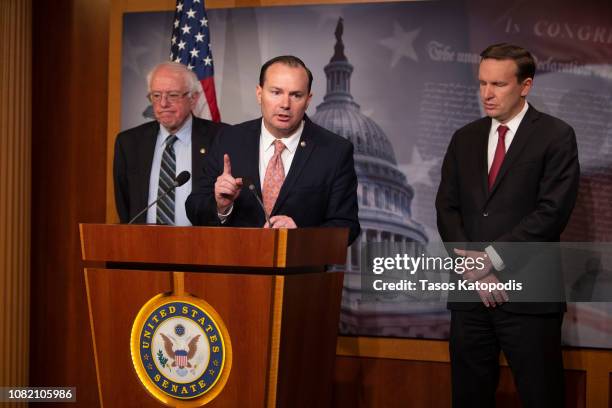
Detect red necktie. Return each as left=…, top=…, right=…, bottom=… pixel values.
left=488, top=125, right=509, bottom=190
left=263, top=140, right=286, bottom=215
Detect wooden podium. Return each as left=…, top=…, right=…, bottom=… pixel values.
left=80, top=224, right=348, bottom=408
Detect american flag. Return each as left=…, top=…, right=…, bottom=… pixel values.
left=170, top=0, right=221, bottom=122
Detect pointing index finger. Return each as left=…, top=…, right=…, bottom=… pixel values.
left=223, top=154, right=232, bottom=175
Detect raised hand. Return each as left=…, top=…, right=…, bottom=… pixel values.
left=214, top=154, right=243, bottom=214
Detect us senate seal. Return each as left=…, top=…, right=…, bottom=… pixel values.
left=130, top=294, right=232, bottom=406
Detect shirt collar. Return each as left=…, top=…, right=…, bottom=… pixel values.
left=159, top=115, right=193, bottom=146
left=260, top=119, right=304, bottom=154
left=491, top=101, right=529, bottom=135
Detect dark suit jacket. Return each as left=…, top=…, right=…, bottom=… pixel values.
left=435, top=105, right=580, bottom=313
left=186, top=116, right=361, bottom=245
left=113, top=116, right=227, bottom=223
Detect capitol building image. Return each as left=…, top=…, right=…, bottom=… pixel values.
left=312, top=19, right=449, bottom=338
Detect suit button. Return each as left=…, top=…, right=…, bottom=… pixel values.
left=483, top=212, right=489, bottom=217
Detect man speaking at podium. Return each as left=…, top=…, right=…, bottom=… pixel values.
left=436, top=44, right=580, bottom=407
left=186, top=55, right=360, bottom=245
left=113, top=62, right=226, bottom=225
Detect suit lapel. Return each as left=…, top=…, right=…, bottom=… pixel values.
left=191, top=117, right=207, bottom=180
left=476, top=118, right=491, bottom=199
left=487, top=106, right=540, bottom=199
left=271, top=119, right=315, bottom=215
left=246, top=120, right=263, bottom=195
left=191, top=118, right=202, bottom=174
left=139, top=122, right=160, bottom=210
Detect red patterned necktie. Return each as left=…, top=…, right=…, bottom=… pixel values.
left=488, top=125, right=509, bottom=190
left=263, top=140, right=286, bottom=215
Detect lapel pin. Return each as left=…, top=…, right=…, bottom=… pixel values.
left=300, top=141, right=306, bottom=147
left=200, top=148, right=206, bottom=154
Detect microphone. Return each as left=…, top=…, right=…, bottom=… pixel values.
left=242, top=177, right=271, bottom=227
left=128, top=171, right=191, bottom=225
left=174, top=171, right=191, bottom=186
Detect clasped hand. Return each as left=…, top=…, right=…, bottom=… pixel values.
left=453, top=248, right=508, bottom=307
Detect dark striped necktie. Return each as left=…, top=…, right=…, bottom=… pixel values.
left=156, top=134, right=178, bottom=225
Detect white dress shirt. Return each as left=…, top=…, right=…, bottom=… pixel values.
left=218, top=119, right=305, bottom=222
left=484, top=101, right=529, bottom=271
left=487, top=101, right=529, bottom=171
left=258, top=119, right=304, bottom=190
left=147, top=116, right=193, bottom=226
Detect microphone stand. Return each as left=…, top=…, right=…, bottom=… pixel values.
left=128, top=186, right=175, bottom=225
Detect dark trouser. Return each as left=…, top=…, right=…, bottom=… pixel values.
left=450, top=306, right=564, bottom=408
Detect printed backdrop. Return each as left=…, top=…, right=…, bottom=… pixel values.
left=120, top=0, right=612, bottom=348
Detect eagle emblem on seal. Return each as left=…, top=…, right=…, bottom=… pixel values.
left=160, top=333, right=200, bottom=370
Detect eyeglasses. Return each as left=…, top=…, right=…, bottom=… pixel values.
left=147, top=91, right=191, bottom=103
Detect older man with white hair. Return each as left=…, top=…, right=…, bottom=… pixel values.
left=113, top=61, right=227, bottom=225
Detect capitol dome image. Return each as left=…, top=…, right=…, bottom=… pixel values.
left=312, top=18, right=450, bottom=337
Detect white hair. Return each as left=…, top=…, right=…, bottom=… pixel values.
left=146, top=61, right=200, bottom=93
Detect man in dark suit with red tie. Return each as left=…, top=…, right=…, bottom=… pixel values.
left=186, top=55, right=360, bottom=245
left=436, top=44, right=580, bottom=407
